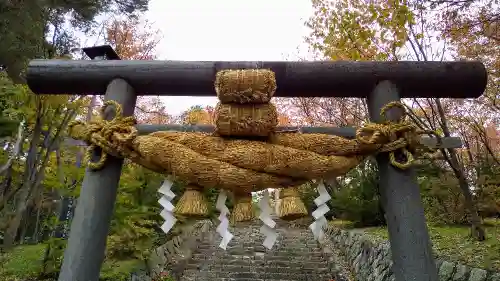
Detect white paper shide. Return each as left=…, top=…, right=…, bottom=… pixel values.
left=259, top=189, right=278, bottom=250
left=309, top=181, right=331, bottom=241
left=215, top=190, right=233, bottom=250
left=158, top=178, right=177, bottom=234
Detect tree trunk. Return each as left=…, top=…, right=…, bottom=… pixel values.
left=0, top=119, right=25, bottom=175
left=0, top=165, right=13, bottom=204
left=3, top=200, right=27, bottom=248
left=3, top=102, right=77, bottom=248
left=33, top=204, right=42, bottom=243
left=434, top=98, right=486, bottom=241
left=2, top=114, right=43, bottom=249
left=19, top=209, right=30, bottom=244
left=447, top=147, right=486, bottom=240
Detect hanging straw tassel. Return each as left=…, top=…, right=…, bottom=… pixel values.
left=278, top=187, right=308, bottom=221
left=230, top=192, right=255, bottom=223
left=174, top=184, right=209, bottom=217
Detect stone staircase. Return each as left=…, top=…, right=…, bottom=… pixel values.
left=180, top=218, right=336, bottom=281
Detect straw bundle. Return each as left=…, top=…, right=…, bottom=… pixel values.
left=132, top=135, right=304, bottom=193
left=215, top=69, right=276, bottom=103
left=230, top=192, right=255, bottom=223
left=214, top=103, right=278, bottom=137
left=174, top=185, right=209, bottom=217
left=278, top=187, right=308, bottom=220
left=270, top=133, right=383, bottom=156
left=149, top=131, right=363, bottom=179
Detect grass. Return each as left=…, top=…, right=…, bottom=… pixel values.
left=328, top=219, right=356, bottom=229
left=0, top=244, right=46, bottom=279
left=0, top=243, right=145, bottom=281
left=332, top=218, right=500, bottom=271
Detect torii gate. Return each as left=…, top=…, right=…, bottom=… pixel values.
left=26, top=45, right=487, bottom=281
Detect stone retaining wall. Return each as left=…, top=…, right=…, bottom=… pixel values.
left=325, top=227, right=500, bottom=281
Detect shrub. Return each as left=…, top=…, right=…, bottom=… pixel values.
left=330, top=161, right=385, bottom=227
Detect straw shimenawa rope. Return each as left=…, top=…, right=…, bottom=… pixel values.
left=68, top=100, right=436, bottom=195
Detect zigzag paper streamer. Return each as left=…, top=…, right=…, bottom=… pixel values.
left=158, top=178, right=177, bottom=234
left=309, top=181, right=331, bottom=241
left=215, top=190, right=233, bottom=250
left=258, top=189, right=278, bottom=250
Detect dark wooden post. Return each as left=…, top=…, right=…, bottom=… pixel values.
left=55, top=46, right=121, bottom=239
left=57, top=79, right=137, bottom=281
left=367, top=80, right=438, bottom=281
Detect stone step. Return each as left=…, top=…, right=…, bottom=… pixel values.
left=193, top=251, right=324, bottom=262
left=195, top=244, right=322, bottom=252
left=197, top=237, right=321, bottom=245
left=191, top=251, right=326, bottom=260
left=179, top=222, right=334, bottom=281
left=195, top=246, right=322, bottom=254
left=197, top=240, right=320, bottom=247
left=187, top=259, right=328, bottom=268
left=185, top=261, right=331, bottom=271
left=197, top=239, right=319, bottom=244
left=180, top=269, right=334, bottom=281
left=188, top=254, right=329, bottom=263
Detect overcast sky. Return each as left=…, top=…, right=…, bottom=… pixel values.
left=143, top=0, right=313, bottom=115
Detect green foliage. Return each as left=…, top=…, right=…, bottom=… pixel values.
left=40, top=238, right=66, bottom=278
left=475, top=163, right=500, bottom=219
left=416, top=160, right=494, bottom=225
left=419, top=170, right=467, bottom=224
left=0, top=72, right=25, bottom=136
left=363, top=219, right=500, bottom=270
left=105, top=163, right=219, bottom=261
left=330, top=161, right=385, bottom=227
left=298, top=182, right=320, bottom=214
left=0, top=0, right=150, bottom=82
left=107, top=163, right=164, bottom=260
left=298, top=182, right=335, bottom=220
left=0, top=244, right=45, bottom=279
left=0, top=2, right=161, bottom=279
left=0, top=243, right=146, bottom=281
left=417, top=158, right=499, bottom=225
left=306, top=0, right=413, bottom=61
left=100, top=259, right=145, bottom=281
left=0, top=118, right=19, bottom=138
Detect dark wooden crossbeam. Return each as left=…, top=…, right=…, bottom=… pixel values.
left=58, top=124, right=462, bottom=148
left=26, top=60, right=487, bottom=98
left=135, top=124, right=461, bottom=148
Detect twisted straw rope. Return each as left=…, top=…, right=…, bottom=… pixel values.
left=68, top=100, right=440, bottom=174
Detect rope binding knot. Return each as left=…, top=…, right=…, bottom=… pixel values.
left=67, top=100, right=138, bottom=170
left=355, top=101, right=441, bottom=170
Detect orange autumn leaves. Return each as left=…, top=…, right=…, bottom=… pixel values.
left=104, top=17, right=161, bottom=60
